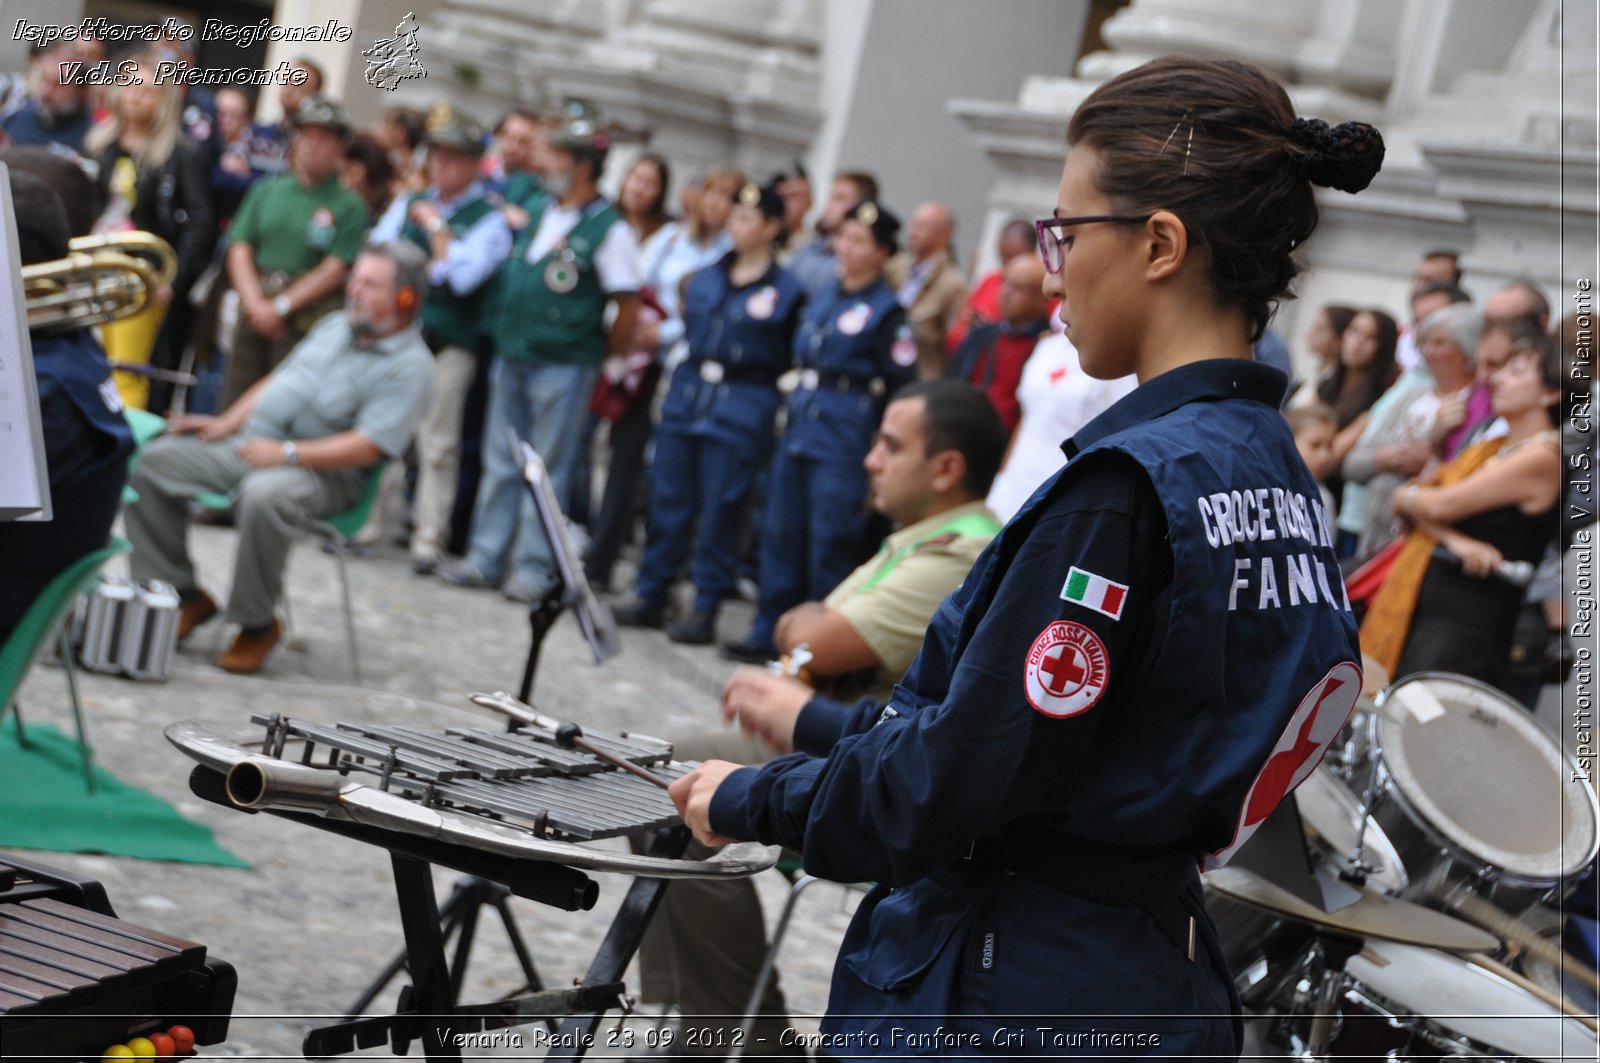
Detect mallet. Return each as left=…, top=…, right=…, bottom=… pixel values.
left=554, top=721, right=672, bottom=790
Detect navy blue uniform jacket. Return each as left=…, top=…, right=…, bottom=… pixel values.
left=711, top=359, right=1363, bottom=1057
left=660, top=252, right=807, bottom=449
left=782, top=275, right=913, bottom=463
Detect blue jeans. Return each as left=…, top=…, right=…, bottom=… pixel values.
left=464, top=359, right=598, bottom=590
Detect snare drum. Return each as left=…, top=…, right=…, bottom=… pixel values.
left=1369, top=673, right=1599, bottom=911
left=1342, top=940, right=1596, bottom=1063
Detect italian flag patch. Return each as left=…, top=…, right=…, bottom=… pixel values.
left=1061, top=567, right=1127, bottom=620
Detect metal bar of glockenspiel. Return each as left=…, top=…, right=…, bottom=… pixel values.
left=542, top=766, right=681, bottom=825
left=441, top=730, right=559, bottom=776
left=423, top=779, right=582, bottom=837
left=439, top=776, right=632, bottom=839
left=531, top=777, right=674, bottom=837
left=446, top=730, right=602, bottom=774
left=356, top=723, right=533, bottom=778
left=274, top=720, right=467, bottom=781
left=578, top=732, right=674, bottom=767
left=325, top=722, right=482, bottom=781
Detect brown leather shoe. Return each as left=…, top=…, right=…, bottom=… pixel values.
left=215, top=620, right=282, bottom=674
left=177, top=591, right=220, bottom=642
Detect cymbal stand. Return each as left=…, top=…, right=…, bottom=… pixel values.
left=1342, top=746, right=1386, bottom=887
left=1301, top=930, right=1363, bottom=1062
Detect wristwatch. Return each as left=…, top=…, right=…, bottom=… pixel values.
left=271, top=294, right=293, bottom=318
left=282, top=440, right=300, bottom=466
left=425, top=216, right=448, bottom=235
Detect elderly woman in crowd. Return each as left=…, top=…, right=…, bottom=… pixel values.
left=1361, top=333, right=1562, bottom=692
left=1342, top=304, right=1480, bottom=559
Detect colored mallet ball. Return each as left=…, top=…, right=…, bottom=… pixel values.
left=148, top=1032, right=176, bottom=1060
left=167, top=1026, right=196, bottom=1054
left=103, top=1046, right=134, bottom=1062
left=126, top=1038, right=156, bottom=1059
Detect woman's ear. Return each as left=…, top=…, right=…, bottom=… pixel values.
left=1143, top=209, right=1188, bottom=283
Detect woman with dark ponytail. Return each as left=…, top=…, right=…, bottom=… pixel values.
left=672, top=56, right=1380, bottom=1056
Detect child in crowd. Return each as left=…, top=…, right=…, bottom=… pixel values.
left=1287, top=403, right=1339, bottom=538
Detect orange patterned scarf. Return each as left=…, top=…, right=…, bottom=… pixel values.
left=1358, top=436, right=1507, bottom=675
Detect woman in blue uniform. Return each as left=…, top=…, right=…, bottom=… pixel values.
left=615, top=181, right=807, bottom=643
left=673, top=56, right=1382, bottom=1057
left=724, top=199, right=916, bottom=661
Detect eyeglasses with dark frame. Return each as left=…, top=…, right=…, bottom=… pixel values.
left=1035, top=215, right=1153, bottom=274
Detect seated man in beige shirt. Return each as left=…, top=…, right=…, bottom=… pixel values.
left=640, top=379, right=1006, bottom=1052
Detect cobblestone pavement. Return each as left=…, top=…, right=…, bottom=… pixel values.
left=11, top=526, right=860, bottom=1060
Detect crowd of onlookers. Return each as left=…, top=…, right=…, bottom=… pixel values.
left=0, top=29, right=1590, bottom=703
left=1283, top=253, right=1589, bottom=706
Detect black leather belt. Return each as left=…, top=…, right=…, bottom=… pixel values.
left=691, top=360, right=782, bottom=387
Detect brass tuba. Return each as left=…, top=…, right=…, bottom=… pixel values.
left=22, top=231, right=177, bottom=333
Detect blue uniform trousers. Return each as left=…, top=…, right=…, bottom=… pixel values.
left=748, top=448, right=869, bottom=648
left=636, top=428, right=763, bottom=615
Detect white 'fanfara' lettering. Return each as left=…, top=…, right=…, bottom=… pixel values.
left=1200, top=483, right=1351, bottom=613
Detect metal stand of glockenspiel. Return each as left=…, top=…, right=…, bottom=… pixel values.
left=286, top=811, right=688, bottom=1061
left=338, top=571, right=568, bottom=1031
left=339, top=873, right=548, bottom=1025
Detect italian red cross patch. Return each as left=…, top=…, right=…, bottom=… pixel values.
left=1024, top=621, right=1109, bottom=718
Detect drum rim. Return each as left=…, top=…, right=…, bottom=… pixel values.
left=1371, top=672, right=1600, bottom=884
left=1296, top=766, right=1410, bottom=891
left=1340, top=983, right=1479, bottom=1058
left=1344, top=940, right=1596, bottom=1062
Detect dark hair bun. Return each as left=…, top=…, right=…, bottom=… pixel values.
left=1290, top=118, right=1385, bottom=194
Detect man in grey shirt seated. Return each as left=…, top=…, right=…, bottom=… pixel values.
left=126, top=241, right=436, bottom=673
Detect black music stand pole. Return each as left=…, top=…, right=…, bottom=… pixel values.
left=517, top=583, right=567, bottom=706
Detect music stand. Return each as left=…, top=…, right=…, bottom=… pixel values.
left=510, top=433, right=620, bottom=703
left=343, top=435, right=624, bottom=1025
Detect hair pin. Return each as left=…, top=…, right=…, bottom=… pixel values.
left=1161, top=109, right=1196, bottom=173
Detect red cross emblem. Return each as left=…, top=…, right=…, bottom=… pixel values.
left=1025, top=621, right=1108, bottom=718
left=1041, top=643, right=1089, bottom=696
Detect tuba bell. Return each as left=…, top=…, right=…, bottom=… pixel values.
left=22, top=231, right=177, bottom=334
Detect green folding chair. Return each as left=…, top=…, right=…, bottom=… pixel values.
left=194, top=459, right=387, bottom=682
left=314, top=460, right=388, bottom=683
left=0, top=538, right=131, bottom=793
left=121, top=408, right=167, bottom=505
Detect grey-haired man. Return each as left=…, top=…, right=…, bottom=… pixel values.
left=126, top=242, right=435, bottom=673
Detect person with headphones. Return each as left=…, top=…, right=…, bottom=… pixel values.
left=124, top=241, right=437, bottom=674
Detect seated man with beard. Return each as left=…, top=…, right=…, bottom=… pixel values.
left=124, top=241, right=435, bottom=673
